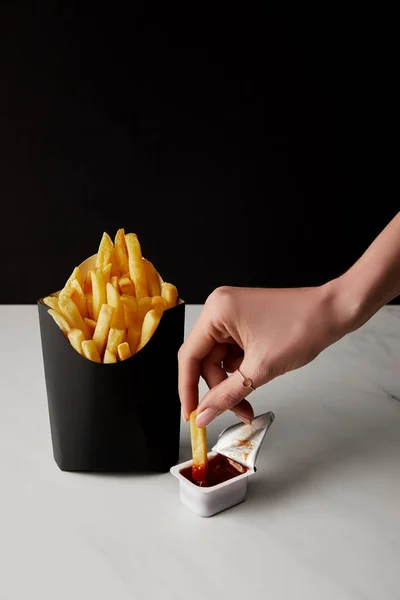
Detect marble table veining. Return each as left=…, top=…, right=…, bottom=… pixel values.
left=0, top=305, right=399, bottom=600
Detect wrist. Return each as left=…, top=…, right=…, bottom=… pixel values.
left=323, top=271, right=377, bottom=336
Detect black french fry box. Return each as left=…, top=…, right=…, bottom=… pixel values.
left=37, top=254, right=185, bottom=473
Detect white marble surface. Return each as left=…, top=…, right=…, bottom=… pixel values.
left=0, top=304, right=400, bottom=600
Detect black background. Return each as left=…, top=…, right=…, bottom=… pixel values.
left=0, top=4, right=397, bottom=303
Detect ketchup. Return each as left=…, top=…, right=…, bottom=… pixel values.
left=181, top=454, right=247, bottom=487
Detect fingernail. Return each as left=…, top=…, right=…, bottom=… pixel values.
left=240, top=416, right=253, bottom=425
left=196, top=408, right=218, bottom=428
left=182, top=411, right=189, bottom=423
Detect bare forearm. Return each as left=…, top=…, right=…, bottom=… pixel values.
left=332, top=211, right=400, bottom=332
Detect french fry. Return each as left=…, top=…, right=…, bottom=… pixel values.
left=111, top=275, right=119, bottom=291
left=151, top=295, right=165, bottom=315
left=43, top=296, right=59, bottom=311
left=118, top=276, right=135, bottom=296
left=106, top=282, right=125, bottom=330
left=104, top=349, right=117, bottom=364
left=138, top=296, right=152, bottom=321
left=82, top=340, right=101, bottom=363
left=137, top=309, right=161, bottom=351
left=47, top=309, right=71, bottom=335
left=95, top=232, right=114, bottom=269
left=84, top=317, right=97, bottom=335
left=102, top=263, right=112, bottom=286
left=86, top=293, right=94, bottom=320
left=143, top=258, right=161, bottom=296
left=92, top=304, right=114, bottom=357
left=126, top=324, right=141, bottom=354
left=190, top=410, right=208, bottom=485
left=121, top=294, right=139, bottom=327
left=83, top=269, right=94, bottom=294
left=125, top=233, right=148, bottom=300
left=106, top=328, right=125, bottom=355
left=161, top=282, right=178, bottom=309
left=117, top=341, right=132, bottom=361
left=114, top=228, right=129, bottom=276
left=70, top=279, right=87, bottom=318
left=67, top=329, right=86, bottom=356
left=67, top=266, right=84, bottom=289
left=58, top=294, right=91, bottom=338
left=91, top=269, right=106, bottom=321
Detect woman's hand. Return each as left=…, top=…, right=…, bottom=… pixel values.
left=178, top=282, right=350, bottom=427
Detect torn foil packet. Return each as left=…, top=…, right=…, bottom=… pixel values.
left=212, top=411, right=275, bottom=471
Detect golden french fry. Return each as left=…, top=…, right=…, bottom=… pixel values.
left=114, top=228, right=129, bottom=276
left=70, top=279, right=87, bottom=318
left=121, top=294, right=139, bottom=327
left=137, top=309, right=161, bottom=351
left=161, top=282, right=178, bottom=309
left=53, top=290, right=61, bottom=297
left=47, top=309, right=71, bottom=335
left=58, top=294, right=91, bottom=338
left=83, top=269, right=94, bottom=294
left=138, top=296, right=152, bottom=321
left=190, top=410, right=208, bottom=484
left=91, top=269, right=106, bottom=321
left=151, top=295, right=165, bottom=315
left=82, top=340, right=101, bottom=363
left=102, top=263, right=112, bottom=286
left=143, top=258, right=161, bottom=297
left=125, top=233, right=148, bottom=300
left=42, top=296, right=59, bottom=311
left=86, top=293, right=94, bottom=320
left=104, top=349, right=117, bottom=364
left=92, top=303, right=114, bottom=357
left=95, top=232, right=114, bottom=269
left=106, top=328, right=125, bottom=355
left=118, top=276, right=135, bottom=296
left=117, top=341, right=132, bottom=361
left=126, top=324, right=141, bottom=354
left=67, top=328, right=86, bottom=356
left=67, top=266, right=84, bottom=289
left=106, top=282, right=125, bottom=330
left=84, top=317, right=97, bottom=335
left=111, top=275, right=119, bottom=291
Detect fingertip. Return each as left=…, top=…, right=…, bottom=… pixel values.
left=196, top=407, right=218, bottom=428
left=231, top=399, right=254, bottom=425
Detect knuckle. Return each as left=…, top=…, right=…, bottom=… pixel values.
left=206, top=286, right=235, bottom=313
left=216, top=390, right=240, bottom=411
left=177, top=344, right=186, bottom=362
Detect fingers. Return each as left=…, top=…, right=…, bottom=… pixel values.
left=223, top=344, right=244, bottom=373
left=200, top=344, right=253, bottom=425
left=231, top=399, right=254, bottom=424
left=201, top=343, right=228, bottom=389
left=178, top=311, right=216, bottom=421
left=196, top=359, right=257, bottom=427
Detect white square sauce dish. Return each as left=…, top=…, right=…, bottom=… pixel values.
left=170, top=411, right=274, bottom=517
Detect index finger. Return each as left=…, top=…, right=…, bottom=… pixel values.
left=178, top=311, right=216, bottom=420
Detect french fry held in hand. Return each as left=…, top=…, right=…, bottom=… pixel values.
left=42, top=227, right=180, bottom=362
left=190, top=410, right=208, bottom=485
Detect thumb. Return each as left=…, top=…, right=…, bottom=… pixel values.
left=196, top=358, right=259, bottom=428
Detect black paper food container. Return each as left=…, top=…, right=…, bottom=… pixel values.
left=37, top=254, right=185, bottom=473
